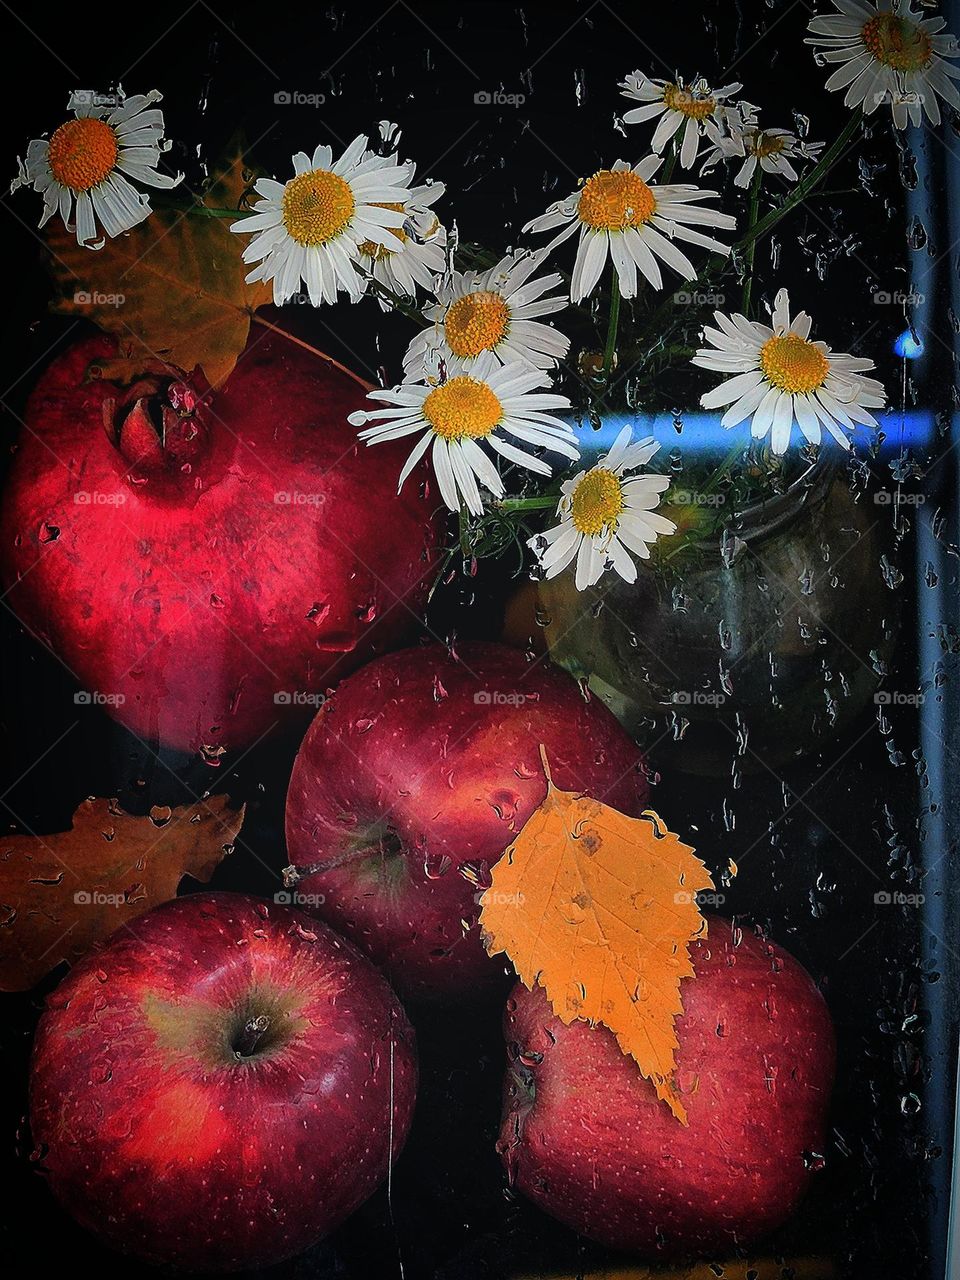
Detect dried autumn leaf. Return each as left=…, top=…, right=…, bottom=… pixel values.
left=480, top=748, right=713, bottom=1123
left=45, top=148, right=272, bottom=388
left=0, top=794, right=244, bottom=991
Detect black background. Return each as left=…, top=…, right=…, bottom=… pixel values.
left=1, top=3, right=957, bottom=1279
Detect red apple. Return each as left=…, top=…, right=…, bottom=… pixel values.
left=29, top=891, right=417, bottom=1272
left=0, top=335, right=439, bottom=757
left=499, top=917, right=835, bottom=1256
left=284, top=641, right=649, bottom=1001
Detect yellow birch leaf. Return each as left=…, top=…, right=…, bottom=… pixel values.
left=480, top=747, right=713, bottom=1124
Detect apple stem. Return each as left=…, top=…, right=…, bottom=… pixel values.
left=234, top=1014, right=271, bottom=1058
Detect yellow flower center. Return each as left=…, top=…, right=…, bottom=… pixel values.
left=444, top=291, right=511, bottom=358
left=662, top=83, right=716, bottom=121
left=282, top=169, right=355, bottom=247
left=358, top=202, right=407, bottom=259
left=578, top=169, right=656, bottom=232
left=861, top=14, right=932, bottom=72
left=47, top=117, right=119, bottom=192
left=754, top=132, right=787, bottom=157
left=570, top=468, right=624, bottom=536
left=422, top=376, right=502, bottom=441
left=759, top=333, right=830, bottom=394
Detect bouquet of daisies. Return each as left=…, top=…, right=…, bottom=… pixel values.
left=15, top=0, right=952, bottom=593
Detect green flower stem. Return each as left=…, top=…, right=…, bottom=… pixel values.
left=658, top=139, right=678, bottom=186
left=740, top=164, right=763, bottom=317
left=360, top=275, right=432, bottom=327
left=603, top=272, right=622, bottom=376
left=737, top=112, right=861, bottom=254
left=497, top=496, right=559, bottom=512
left=701, top=438, right=746, bottom=495
left=628, top=113, right=862, bottom=358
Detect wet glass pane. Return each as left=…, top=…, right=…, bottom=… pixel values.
left=1, top=4, right=958, bottom=1280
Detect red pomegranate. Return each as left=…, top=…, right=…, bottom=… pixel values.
left=0, top=334, right=440, bottom=756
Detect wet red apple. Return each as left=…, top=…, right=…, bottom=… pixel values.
left=284, top=641, right=649, bottom=1000
left=0, top=334, right=439, bottom=757
left=499, top=917, right=835, bottom=1257
left=29, top=891, right=417, bottom=1272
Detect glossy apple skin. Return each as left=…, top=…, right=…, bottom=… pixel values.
left=29, top=892, right=417, bottom=1272
left=499, top=917, right=835, bottom=1257
left=285, top=641, right=650, bottom=1001
left=0, top=336, right=439, bottom=756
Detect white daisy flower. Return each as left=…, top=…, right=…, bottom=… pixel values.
left=523, top=157, right=735, bottom=303
left=356, top=156, right=447, bottom=305
left=692, top=288, right=886, bottom=455
left=528, top=427, right=676, bottom=591
left=700, top=113, right=825, bottom=187
left=806, top=0, right=960, bottom=128
left=619, top=72, right=744, bottom=170
left=348, top=351, right=579, bottom=517
left=402, top=251, right=570, bottom=379
left=11, top=89, right=181, bottom=248
left=230, top=136, right=414, bottom=305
